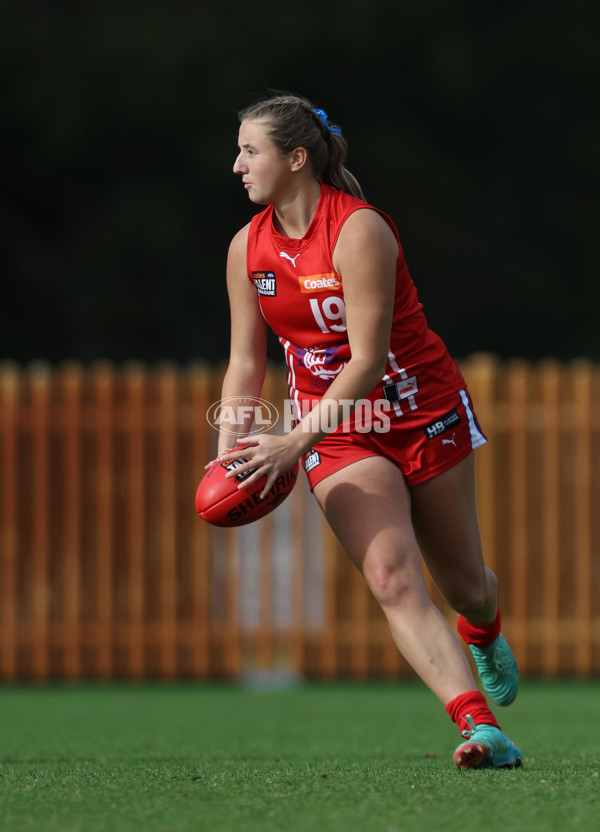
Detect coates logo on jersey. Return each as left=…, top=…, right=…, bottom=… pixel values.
left=253, top=271, right=276, bottom=296
left=299, top=273, right=342, bottom=293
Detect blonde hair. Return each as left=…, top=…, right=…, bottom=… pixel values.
left=238, top=93, right=365, bottom=200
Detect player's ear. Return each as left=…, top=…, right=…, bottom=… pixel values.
left=290, top=146, right=309, bottom=172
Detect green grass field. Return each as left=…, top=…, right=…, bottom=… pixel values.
left=0, top=680, right=598, bottom=832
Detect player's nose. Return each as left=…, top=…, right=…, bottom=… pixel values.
left=233, top=153, right=246, bottom=174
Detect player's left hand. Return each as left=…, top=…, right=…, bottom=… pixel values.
left=217, top=434, right=300, bottom=500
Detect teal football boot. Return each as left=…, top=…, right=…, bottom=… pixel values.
left=469, top=634, right=519, bottom=706
left=454, top=716, right=523, bottom=769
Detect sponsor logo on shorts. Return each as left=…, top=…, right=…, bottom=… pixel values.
left=304, top=449, right=321, bottom=473
left=299, top=273, right=342, bottom=293
left=253, top=271, right=277, bottom=296
left=424, top=409, right=461, bottom=440
left=442, top=432, right=457, bottom=447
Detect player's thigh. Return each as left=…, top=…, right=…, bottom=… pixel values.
left=409, top=453, right=487, bottom=593
left=313, top=455, right=422, bottom=576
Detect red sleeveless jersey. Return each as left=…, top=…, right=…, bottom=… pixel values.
left=246, top=183, right=465, bottom=421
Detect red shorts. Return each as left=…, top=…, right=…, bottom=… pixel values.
left=302, top=388, right=486, bottom=490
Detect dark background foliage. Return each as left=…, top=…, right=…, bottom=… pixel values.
left=1, top=0, right=598, bottom=365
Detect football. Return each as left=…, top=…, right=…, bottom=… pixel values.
left=195, top=454, right=299, bottom=527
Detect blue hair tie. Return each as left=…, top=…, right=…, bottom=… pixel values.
left=313, top=108, right=343, bottom=137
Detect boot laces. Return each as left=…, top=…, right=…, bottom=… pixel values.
left=459, top=713, right=477, bottom=739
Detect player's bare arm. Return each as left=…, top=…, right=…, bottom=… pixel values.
left=216, top=224, right=268, bottom=455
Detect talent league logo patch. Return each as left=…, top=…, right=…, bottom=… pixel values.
left=299, top=273, right=342, bottom=293
left=424, top=409, right=461, bottom=440
left=253, top=271, right=277, bottom=296
left=304, top=449, right=321, bottom=473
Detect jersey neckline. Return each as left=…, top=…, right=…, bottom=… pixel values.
left=269, top=182, right=331, bottom=250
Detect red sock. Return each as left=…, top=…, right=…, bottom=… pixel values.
left=457, top=609, right=502, bottom=648
left=446, top=689, right=500, bottom=734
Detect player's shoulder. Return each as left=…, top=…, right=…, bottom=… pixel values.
left=342, top=206, right=390, bottom=231
left=338, top=207, right=399, bottom=255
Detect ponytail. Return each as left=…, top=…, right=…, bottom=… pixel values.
left=322, top=133, right=365, bottom=200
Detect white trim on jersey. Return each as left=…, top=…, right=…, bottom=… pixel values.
left=459, top=389, right=487, bottom=449
left=281, top=338, right=302, bottom=420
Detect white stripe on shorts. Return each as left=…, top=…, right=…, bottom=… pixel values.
left=459, top=389, right=487, bottom=449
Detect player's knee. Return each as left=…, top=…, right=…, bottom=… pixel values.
left=363, top=560, right=414, bottom=608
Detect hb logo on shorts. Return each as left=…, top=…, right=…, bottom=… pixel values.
left=424, top=409, right=461, bottom=440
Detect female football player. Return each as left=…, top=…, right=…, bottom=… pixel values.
left=213, top=93, right=521, bottom=769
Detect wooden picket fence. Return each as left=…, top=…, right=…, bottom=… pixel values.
left=0, top=355, right=599, bottom=682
